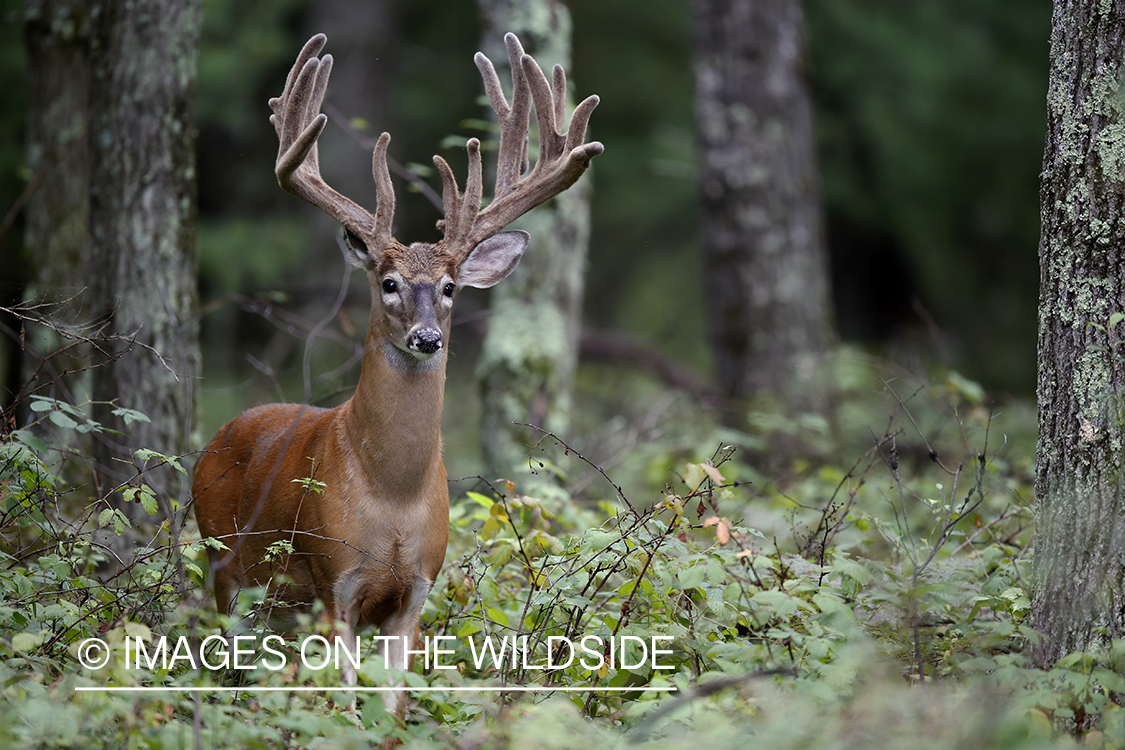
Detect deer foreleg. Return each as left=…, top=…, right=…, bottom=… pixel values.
left=376, top=578, right=433, bottom=722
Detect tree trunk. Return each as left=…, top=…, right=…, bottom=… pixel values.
left=475, top=0, right=592, bottom=492
left=24, top=0, right=91, bottom=305
left=21, top=0, right=92, bottom=402
left=1032, top=0, right=1125, bottom=665
left=85, top=0, right=203, bottom=519
left=691, top=0, right=834, bottom=419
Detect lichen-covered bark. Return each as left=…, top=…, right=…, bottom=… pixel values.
left=1032, top=0, right=1125, bottom=664
left=691, top=0, right=834, bottom=415
left=475, top=0, right=592, bottom=490
left=85, top=0, right=202, bottom=513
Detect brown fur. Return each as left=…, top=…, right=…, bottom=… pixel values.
left=193, top=240, right=454, bottom=735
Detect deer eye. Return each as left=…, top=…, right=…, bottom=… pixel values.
left=443, top=282, right=456, bottom=297
left=382, top=278, right=397, bottom=294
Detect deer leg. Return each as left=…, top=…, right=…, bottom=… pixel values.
left=375, top=578, right=433, bottom=735
left=207, top=549, right=241, bottom=617
left=334, top=595, right=363, bottom=719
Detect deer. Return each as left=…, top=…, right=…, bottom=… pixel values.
left=191, top=31, right=601, bottom=733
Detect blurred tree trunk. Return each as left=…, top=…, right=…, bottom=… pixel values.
left=1032, top=0, right=1125, bottom=665
left=475, top=0, right=592, bottom=493
left=691, top=0, right=834, bottom=421
left=21, top=0, right=92, bottom=402
left=83, top=0, right=202, bottom=521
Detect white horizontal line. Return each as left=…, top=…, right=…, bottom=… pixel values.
left=74, top=685, right=676, bottom=693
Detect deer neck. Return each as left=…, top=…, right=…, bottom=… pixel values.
left=341, top=323, right=447, bottom=495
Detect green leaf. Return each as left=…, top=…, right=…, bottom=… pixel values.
left=1056, top=651, right=1093, bottom=670
left=752, top=589, right=809, bottom=619
left=11, top=631, right=42, bottom=652
left=1110, top=312, right=1125, bottom=328
left=956, top=656, right=998, bottom=674
left=485, top=607, right=510, bottom=627
left=134, top=449, right=179, bottom=474
left=5, top=571, right=32, bottom=597
left=124, top=486, right=159, bottom=516
left=812, top=591, right=847, bottom=614
left=112, top=406, right=151, bottom=425
left=947, top=371, right=985, bottom=404
left=141, top=491, right=158, bottom=516
left=29, top=398, right=55, bottom=412
left=676, top=564, right=706, bottom=591
left=487, top=543, right=513, bottom=566
left=456, top=621, right=481, bottom=638
left=831, top=552, right=871, bottom=585
left=99, top=509, right=129, bottom=536
left=10, top=430, right=48, bottom=453
left=48, top=410, right=77, bottom=429
left=580, top=530, right=617, bottom=553
left=1092, top=667, right=1125, bottom=694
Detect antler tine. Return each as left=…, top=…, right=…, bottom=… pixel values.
left=474, top=33, right=532, bottom=202
left=552, top=64, right=566, bottom=134
left=432, top=137, right=483, bottom=250
left=565, top=92, right=600, bottom=155
left=270, top=34, right=384, bottom=246
left=465, top=38, right=603, bottom=248
left=372, top=132, right=395, bottom=247
left=272, top=34, right=325, bottom=116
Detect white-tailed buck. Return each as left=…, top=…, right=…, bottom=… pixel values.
left=192, top=31, right=600, bottom=728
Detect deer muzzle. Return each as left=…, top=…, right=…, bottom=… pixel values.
left=406, top=326, right=443, bottom=357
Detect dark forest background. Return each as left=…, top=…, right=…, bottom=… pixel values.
left=0, top=0, right=1049, bottom=471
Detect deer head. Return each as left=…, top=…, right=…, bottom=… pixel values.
left=267, top=33, right=603, bottom=362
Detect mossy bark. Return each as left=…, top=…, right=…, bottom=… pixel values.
left=691, top=0, right=834, bottom=419
left=84, top=0, right=203, bottom=516
left=1032, top=0, right=1125, bottom=664
left=475, top=0, right=592, bottom=493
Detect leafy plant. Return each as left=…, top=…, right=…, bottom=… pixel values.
left=1, top=301, right=1122, bottom=748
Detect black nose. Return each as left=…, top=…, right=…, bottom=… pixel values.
left=408, top=328, right=443, bottom=354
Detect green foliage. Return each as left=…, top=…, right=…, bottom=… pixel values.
left=1, top=333, right=1121, bottom=749
left=291, top=457, right=328, bottom=496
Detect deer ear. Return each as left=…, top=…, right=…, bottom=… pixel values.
left=458, top=230, right=529, bottom=288
left=339, top=227, right=373, bottom=269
